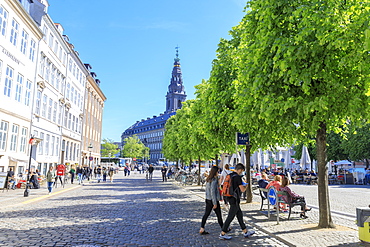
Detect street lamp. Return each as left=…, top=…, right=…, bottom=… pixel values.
left=109, top=152, right=111, bottom=166
left=24, top=136, right=43, bottom=197
left=88, top=143, right=93, bottom=168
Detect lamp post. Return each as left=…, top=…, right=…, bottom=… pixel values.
left=88, top=144, right=93, bottom=168
left=109, top=152, right=111, bottom=166
left=24, top=136, right=42, bottom=197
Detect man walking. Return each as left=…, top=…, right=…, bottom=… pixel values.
left=161, top=165, right=168, bottom=182
left=219, top=163, right=255, bottom=240
left=148, top=164, right=154, bottom=181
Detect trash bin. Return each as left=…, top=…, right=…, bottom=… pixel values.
left=356, top=207, right=370, bottom=243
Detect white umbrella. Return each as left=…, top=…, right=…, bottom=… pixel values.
left=284, top=149, right=291, bottom=169
left=300, top=145, right=312, bottom=170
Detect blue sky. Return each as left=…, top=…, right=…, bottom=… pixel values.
left=48, top=0, right=247, bottom=142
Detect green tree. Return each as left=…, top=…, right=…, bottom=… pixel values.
left=234, top=0, right=370, bottom=228
left=122, top=135, right=149, bottom=160
left=342, top=122, right=370, bottom=168
left=101, top=138, right=120, bottom=157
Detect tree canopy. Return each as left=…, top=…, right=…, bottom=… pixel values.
left=122, top=135, right=149, bottom=160
left=101, top=138, right=120, bottom=157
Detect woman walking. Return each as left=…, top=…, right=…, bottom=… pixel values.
left=46, top=166, right=56, bottom=195
left=199, top=166, right=224, bottom=235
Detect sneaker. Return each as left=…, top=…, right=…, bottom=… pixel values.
left=219, top=234, right=232, bottom=240
left=244, top=230, right=255, bottom=238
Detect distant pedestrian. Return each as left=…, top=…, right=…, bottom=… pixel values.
left=109, top=165, right=115, bottom=183
left=219, top=163, right=255, bottom=240
left=199, top=166, right=224, bottom=235
left=148, top=164, right=154, bottom=181
left=69, top=166, right=76, bottom=184
left=76, top=166, right=83, bottom=184
left=161, top=165, right=168, bottom=182
left=96, top=165, right=102, bottom=183
left=124, top=166, right=128, bottom=176
left=46, top=166, right=56, bottom=195
left=102, top=167, right=108, bottom=182
left=6, top=168, right=16, bottom=190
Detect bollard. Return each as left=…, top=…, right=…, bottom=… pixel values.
left=356, top=207, right=370, bottom=243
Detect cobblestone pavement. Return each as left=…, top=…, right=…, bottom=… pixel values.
left=0, top=172, right=290, bottom=247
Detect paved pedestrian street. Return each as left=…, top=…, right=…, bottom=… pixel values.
left=0, top=172, right=287, bottom=247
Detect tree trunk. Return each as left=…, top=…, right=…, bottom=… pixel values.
left=245, top=144, right=253, bottom=203
left=215, top=154, right=219, bottom=167
left=316, top=122, right=335, bottom=228
left=198, top=156, right=201, bottom=185
left=189, top=158, right=192, bottom=172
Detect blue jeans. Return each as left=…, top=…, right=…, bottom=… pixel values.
left=47, top=182, right=54, bottom=193
left=78, top=173, right=83, bottom=184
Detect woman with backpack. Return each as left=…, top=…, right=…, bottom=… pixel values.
left=199, top=166, right=224, bottom=235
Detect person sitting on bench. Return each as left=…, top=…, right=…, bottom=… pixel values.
left=258, top=173, right=269, bottom=197
left=280, top=176, right=311, bottom=218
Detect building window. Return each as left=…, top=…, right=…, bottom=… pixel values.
left=35, top=91, right=41, bottom=115
left=49, top=33, right=54, bottom=48
left=19, top=127, right=27, bottom=153
left=53, top=102, right=57, bottom=122
left=45, top=61, right=50, bottom=81
left=50, top=136, right=55, bottom=156
left=66, top=83, right=70, bottom=99
left=10, top=124, right=19, bottom=151
left=74, top=90, right=77, bottom=105
left=10, top=19, right=19, bottom=46
left=19, top=0, right=31, bottom=12
left=71, top=115, right=75, bottom=131
left=58, top=105, right=63, bottom=125
left=20, top=29, right=28, bottom=54
left=68, top=59, right=72, bottom=72
left=54, top=40, right=58, bottom=54
left=0, top=5, right=8, bottom=37
left=4, top=66, right=13, bottom=97
left=71, top=87, right=74, bottom=103
left=45, top=134, right=49, bottom=155
left=68, top=113, right=71, bottom=129
left=41, top=94, right=47, bottom=117
left=15, top=73, right=23, bottom=102
left=64, top=110, right=68, bottom=127
left=24, top=80, right=31, bottom=106
left=47, top=98, right=52, bottom=120
left=42, top=25, right=48, bottom=41
left=55, top=72, right=60, bottom=91
left=55, top=137, right=59, bottom=155
left=0, top=121, right=8, bottom=151
left=38, top=132, right=44, bottom=155
left=39, top=56, right=45, bottom=76
left=29, top=39, right=35, bottom=61
left=50, top=67, right=55, bottom=87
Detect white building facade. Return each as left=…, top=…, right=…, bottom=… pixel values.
left=0, top=0, right=43, bottom=174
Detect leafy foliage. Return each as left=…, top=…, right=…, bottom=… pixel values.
left=122, top=135, right=149, bottom=160
left=101, top=138, right=120, bottom=157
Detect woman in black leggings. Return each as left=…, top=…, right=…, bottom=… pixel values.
left=199, top=166, right=224, bottom=235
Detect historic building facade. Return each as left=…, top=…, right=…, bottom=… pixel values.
left=0, top=0, right=106, bottom=175
left=121, top=50, right=186, bottom=163
left=81, top=63, right=106, bottom=168
left=0, top=0, right=43, bottom=174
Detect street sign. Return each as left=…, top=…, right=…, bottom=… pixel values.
left=89, top=156, right=93, bottom=161
left=133, top=157, right=136, bottom=161
left=236, top=132, right=249, bottom=145
left=268, top=187, right=277, bottom=206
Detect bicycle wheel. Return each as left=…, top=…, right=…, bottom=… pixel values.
left=185, top=176, right=193, bottom=185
